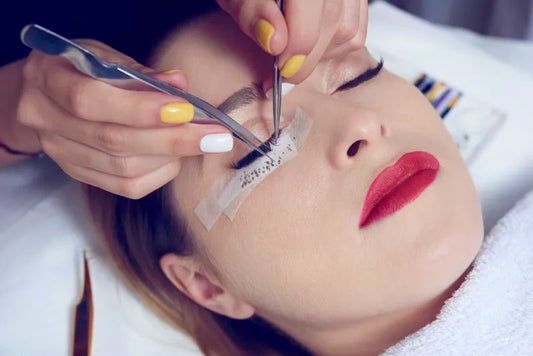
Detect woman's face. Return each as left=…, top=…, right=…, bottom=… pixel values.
left=157, top=13, right=483, bottom=331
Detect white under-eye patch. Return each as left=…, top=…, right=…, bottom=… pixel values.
left=194, top=107, right=313, bottom=231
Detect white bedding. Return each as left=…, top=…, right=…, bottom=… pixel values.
left=1, top=2, right=532, bottom=355
left=384, top=188, right=533, bottom=355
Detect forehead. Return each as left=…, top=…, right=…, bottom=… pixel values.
left=154, top=11, right=272, bottom=106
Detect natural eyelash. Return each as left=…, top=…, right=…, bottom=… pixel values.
left=230, top=59, right=383, bottom=169
left=230, top=130, right=282, bottom=170
left=336, top=58, right=384, bottom=92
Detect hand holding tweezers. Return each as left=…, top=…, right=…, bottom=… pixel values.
left=20, top=24, right=269, bottom=157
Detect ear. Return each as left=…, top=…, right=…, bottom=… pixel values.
left=160, top=253, right=255, bottom=320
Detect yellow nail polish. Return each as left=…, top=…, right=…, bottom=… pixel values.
left=160, top=103, right=194, bottom=124
left=161, top=69, right=183, bottom=74
left=280, top=55, right=307, bottom=78
left=254, top=19, right=275, bottom=54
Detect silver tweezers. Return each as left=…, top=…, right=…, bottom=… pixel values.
left=20, top=24, right=269, bottom=157
left=272, top=0, right=284, bottom=144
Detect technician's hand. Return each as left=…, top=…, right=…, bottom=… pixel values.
left=17, top=40, right=233, bottom=199
left=216, top=0, right=368, bottom=86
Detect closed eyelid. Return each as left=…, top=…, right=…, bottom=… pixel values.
left=231, top=130, right=280, bottom=170
left=335, top=58, right=384, bottom=92
left=230, top=114, right=293, bottom=169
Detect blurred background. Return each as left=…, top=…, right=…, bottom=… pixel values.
left=378, top=0, right=533, bottom=40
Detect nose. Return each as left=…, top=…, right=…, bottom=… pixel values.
left=326, top=106, right=387, bottom=171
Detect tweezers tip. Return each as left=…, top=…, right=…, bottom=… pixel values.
left=83, top=248, right=92, bottom=261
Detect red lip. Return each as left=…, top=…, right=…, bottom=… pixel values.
left=359, top=151, right=440, bottom=228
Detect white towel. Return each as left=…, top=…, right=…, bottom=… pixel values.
left=382, top=189, right=533, bottom=355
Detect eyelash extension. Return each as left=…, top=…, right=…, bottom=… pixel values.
left=230, top=130, right=282, bottom=170
left=336, top=58, right=384, bottom=92
left=238, top=138, right=295, bottom=189
left=229, top=60, right=383, bottom=170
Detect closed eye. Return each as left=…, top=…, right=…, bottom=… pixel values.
left=335, top=58, right=384, bottom=92
left=230, top=130, right=280, bottom=170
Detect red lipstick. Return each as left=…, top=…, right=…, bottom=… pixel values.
left=359, top=151, right=440, bottom=228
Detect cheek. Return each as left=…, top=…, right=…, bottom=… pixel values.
left=183, top=75, right=484, bottom=324
left=369, top=135, right=483, bottom=310
left=197, top=158, right=346, bottom=313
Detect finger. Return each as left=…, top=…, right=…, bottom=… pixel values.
left=276, top=0, right=325, bottom=82
left=58, top=160, right=181, bottom=199
left=332, top=0, right=361, bottom=46
left=32, top=97, right=233, bottom=157
left=353, top=0, right=369, bottom=48
left=40, top=58, right=195, bottom=127
left=325, top=0, right=368, bottom=56
left=153, top=69, right=189, bottom=90
left=73, top=39, right=150, bottom=70
left=261, top=76, right=295, bottom=101
left=40, top=133, right=175, bottom=178
left=216, top=0, right=288, bottom=55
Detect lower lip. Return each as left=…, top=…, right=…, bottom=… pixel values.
left=359, top=153, right=439, bottom=228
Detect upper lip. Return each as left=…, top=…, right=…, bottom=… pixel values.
left=359, top=151, right=440, bottom=227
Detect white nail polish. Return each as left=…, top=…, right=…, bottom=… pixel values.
left=265, top=83, right=295, bottom=100
left=281, top=83, right=295, bottom=96
left=200, top=133, right=234, bottom=153
left=265, top=88, right=273, bottom=100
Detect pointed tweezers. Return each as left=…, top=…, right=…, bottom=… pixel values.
left=20, top=24, right=270, bottom=157
left=72, top=250, right=93, bottom=356
left=272, top=0, right=285, bottom=144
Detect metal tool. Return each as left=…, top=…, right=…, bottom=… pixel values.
left=20, top=24, right=270, bottom=157
left=272, top=0, right=285, bottom=144
left=72, top=250, right=93, bottom=356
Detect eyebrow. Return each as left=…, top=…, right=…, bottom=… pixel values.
left=217, top=84, right=263, bottom=115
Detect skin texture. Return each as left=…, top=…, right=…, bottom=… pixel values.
left=157, top=11, right=484, bottom=355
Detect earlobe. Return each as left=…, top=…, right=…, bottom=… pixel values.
left=159, top=253, right=255, bottom=320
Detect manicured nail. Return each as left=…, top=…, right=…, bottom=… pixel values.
left=200, top=133, right=234, bottom=153
left=161, top=69, right=183, bottom=74
left=265, top=83, right=295, bottom=100
left=280, top=55, right=306, bottom=78
left=254, top=19, right=275, bottom=54
left=160, top=103, right=194, bottom=124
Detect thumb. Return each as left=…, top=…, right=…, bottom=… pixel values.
left=152, top=69, right=190, bottom=92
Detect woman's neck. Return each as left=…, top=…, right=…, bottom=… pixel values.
left=276, top=263, right=473, bottom=356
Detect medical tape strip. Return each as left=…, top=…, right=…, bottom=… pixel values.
left=194, top=107, right=313, bottom=231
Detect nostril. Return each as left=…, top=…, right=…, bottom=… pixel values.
left=347, top=140, right=362, bottom=157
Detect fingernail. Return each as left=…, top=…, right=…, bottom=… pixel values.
left=280, top=55, right=306, bottom=78
left=160, top=103, right=194, bottom=124
left=161, top=69, right=183, bottom=74
left=200, top=133, right=234, bottom=153
left=254, top=19, right=275, bottom=54
left=265, top=83, right=295, bottom=100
